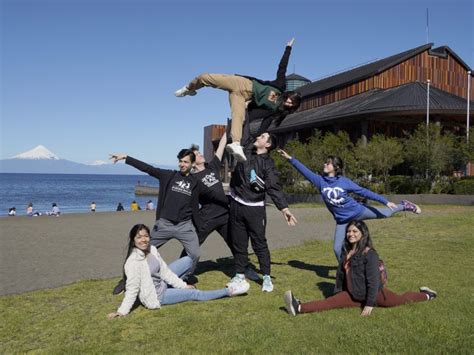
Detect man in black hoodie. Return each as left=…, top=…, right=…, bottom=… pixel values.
left=226, top=129, right=297, bottom=293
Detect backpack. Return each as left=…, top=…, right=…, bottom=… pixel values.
left=364, top=247, right=388, bottom=286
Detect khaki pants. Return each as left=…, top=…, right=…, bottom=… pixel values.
left=188, top=73, right=253, bottom=143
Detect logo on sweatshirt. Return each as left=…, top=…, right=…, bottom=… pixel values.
left=267, top=91, right=280, bottom=103
left=172, top=180, right=192, bottom=196
left=322, top=187, right=345, bottom=206
left=201, top=172, right=219, bottom=188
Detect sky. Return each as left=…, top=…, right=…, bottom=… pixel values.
left=1, top=0, right=473, bottom=166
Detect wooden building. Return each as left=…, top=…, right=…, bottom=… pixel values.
left=205, top=43, right=473, bottom=173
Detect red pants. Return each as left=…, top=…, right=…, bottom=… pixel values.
left=300, top=288, right=427, bottom=313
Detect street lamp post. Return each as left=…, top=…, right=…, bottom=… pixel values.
left=426, top=79, right=431, bottom=129
left=467, top=71, right=471, bottom=143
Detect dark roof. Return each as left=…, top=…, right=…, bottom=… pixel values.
left=286, top=73, right=311, bottom=82
left=251, top=82, right=472, bottom=133
left=297, top=43, right=473, bottom=97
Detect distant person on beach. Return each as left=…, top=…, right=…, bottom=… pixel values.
left=174, top=38, right=301, bottom=163
left=109, top=149, right=203, bottom=281
left=146, top=200, right=154, bottom=211
left=116, top=202, right=125, bottom=211
left=8, top=207, right=16, bottom=216
left=283, top=220, right=437, bottom=317
left=130, top=200, right=141, bottom=211
left=26, top=203, right=41, bottom=217
left=47, top=203, right=60, bottom=216
left=90, top=202, right=96, bottom=212
left=278, top=150, right=422, bottom=262
left=107, top=224, right=249, bottom=319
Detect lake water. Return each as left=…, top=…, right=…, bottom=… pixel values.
left=0, top=173, right=159, bottom=217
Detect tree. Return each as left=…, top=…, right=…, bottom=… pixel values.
left=354, top=134, right=403, bottom=189
left=403, top=123, right=458, bottom=179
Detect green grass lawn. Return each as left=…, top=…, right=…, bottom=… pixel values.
left=1, top=206, right=473, bottom=353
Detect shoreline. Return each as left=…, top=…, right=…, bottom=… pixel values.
left=0, top=207, right=334, bottom=296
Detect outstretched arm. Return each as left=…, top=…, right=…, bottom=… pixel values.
left=215, top=131, right=227, bottom=161
left=275, top=37, right=295, bottom=86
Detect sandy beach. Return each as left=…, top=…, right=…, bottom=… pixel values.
left=0, top=206, right=334, bottom=296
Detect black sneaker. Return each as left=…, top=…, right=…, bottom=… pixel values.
left=112, top=278, right=125, bottom=295
left=420, top=286, right=437, bottom=300
left=284, top=290, right=301, bottom=316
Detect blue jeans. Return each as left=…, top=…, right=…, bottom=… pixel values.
left=333, top=204, right=404, bottom=261
left=160, top=256, right=229, bottom=305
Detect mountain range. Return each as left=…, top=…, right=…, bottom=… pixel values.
left=0, top=145, right=159, bottom=175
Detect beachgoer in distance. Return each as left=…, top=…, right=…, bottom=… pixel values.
left=107, top=224, right=249, bottom=319
left=278, top=150, right=422, bottom=261
left=175, top=38, right=301, bottom=163
left=146, top=200, right=154, bottom=211
left=90, top=202, right=96, bottom=212
left=49, top=203, right=60, bottom=216
left=227, top=131, right=297, bottom=293
left=116, top=202, right=125, bottom=211
left=8, top=207, right=16, bottom=216
left=284, top=220, right=437, bottom=317
left=109, top=149, right=202, bottom=278
left=130, top=200, right=141, bottom=211
left=26, top=202, right=41, bottom=217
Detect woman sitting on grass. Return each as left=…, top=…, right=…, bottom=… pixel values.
left=284, top=220, right=437, bottom=317
left=108, top=224, right=249, bottom=319
left=278, top=150, right=421, bottom=261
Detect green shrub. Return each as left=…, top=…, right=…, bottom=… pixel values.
left=453, top=179, right=474, bottom=194
left=388, top=175, right=411, bottom=194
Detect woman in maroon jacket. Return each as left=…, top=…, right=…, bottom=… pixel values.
left=284, top=220, right=437, bottom=316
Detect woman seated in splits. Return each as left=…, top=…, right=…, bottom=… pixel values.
left=284, top=220, right=437, bottom=317
left=278, top=150, right=421, bottom=261
left=175, top=38, right=301, bottom=163
left=108, top=224, right=249, bottom=319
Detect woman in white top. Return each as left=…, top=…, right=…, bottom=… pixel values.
left=108, top=224, right=249, bottom=319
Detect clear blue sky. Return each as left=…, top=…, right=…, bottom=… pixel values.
left=2, top=0, right=473, bottom=166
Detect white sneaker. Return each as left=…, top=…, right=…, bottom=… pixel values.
left=227, top=279, right=250, bottom=296
left=262, top=275, right=273, bottom=292
left=174, top=85, right=197, bottom=97
left=226, top=142, right=247, bottom=162
left=226, top=274, right=245, bottom=287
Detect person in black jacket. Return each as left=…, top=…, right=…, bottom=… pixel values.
left=110, top=150, right=202, bottom=279
left=227, top=130, right=297, bottom=293
left=284, top=220, right=437, bottom=316
left=174, top=38, right=301, bottom=163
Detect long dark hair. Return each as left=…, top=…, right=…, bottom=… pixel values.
left=122, top=224, right=151, bottom=283
left=326, top=155, right=344, bottom=176
left=342, top=220, right=374, bottom=256
left=274, top=91, right=302, bottom=124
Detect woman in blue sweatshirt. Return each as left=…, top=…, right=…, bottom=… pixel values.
left=278, top=150, right=421, bottom=261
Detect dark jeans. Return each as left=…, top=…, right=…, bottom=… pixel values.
left=180, top=213, right=234, bottom=259
left=229, top=199, right=269, bottom=275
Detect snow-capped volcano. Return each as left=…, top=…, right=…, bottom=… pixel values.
left=12, top=145, right=60, bottom=160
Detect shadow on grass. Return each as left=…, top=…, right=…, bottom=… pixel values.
left=317, top=281, right=335, bottom=298
left=287, top=260, right=337, bottom=280
left=194, top=257, right=235, bottom=280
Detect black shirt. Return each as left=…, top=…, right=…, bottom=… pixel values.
left=160, top=172, right=195, bottom=223
left=193, top=156, right=229, bottom=220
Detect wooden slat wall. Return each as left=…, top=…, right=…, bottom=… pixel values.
left=300, top=50, right=473, bottom=111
